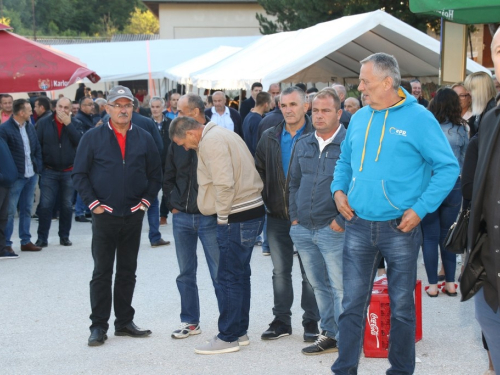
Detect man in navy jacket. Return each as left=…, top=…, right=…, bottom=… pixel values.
left=0, top=137, right=18, bottom=259
left=35, top=98, right=83, bottom=248
left=72, top=86, right=162, bottom=347
left=0, top=99, right=42, bottom=253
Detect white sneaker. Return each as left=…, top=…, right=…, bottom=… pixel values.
left=171, top=323, right=201, bottom=339
left=374, top=274, right=387, bottom=283
left=195, top=336, right=240, bottom=354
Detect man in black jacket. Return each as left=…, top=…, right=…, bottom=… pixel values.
left=255, top=86, right=319, bottom=342
left=74, top=97, right=95, bottom=133
left=463, top=28, right=500, bottom=371
left=35, top=98, right=82, bottom=248
left=150, top=96, right=171, bottom=226
left=72, top=85, right=162, bottom=347
left=34, top=96, right=52, bottom=126
left=240, top=82, right=263, bottom=121
left=131, top=99, right=169, bottom=248
left=163, top=93, right=220, bottom=340
left=0, top=138, right=18, bottom=259
left=0, top=99, right=43, bottom=253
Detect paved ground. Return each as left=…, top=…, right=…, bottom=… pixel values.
left=1, top=216, right=487, bottom=375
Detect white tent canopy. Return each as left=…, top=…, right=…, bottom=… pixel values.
left=164, top=46, right=242, bottom=85
left=191, top=10, right=490, bottom=90
left=52, top=36, right=260, bottom=82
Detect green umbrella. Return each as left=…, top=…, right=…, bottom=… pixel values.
left=409, top=0, right=500, bottom=24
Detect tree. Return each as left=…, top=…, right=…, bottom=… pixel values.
left=123, top=7, right=159, bottom=35
left=256, top=0, right=440, bottom=34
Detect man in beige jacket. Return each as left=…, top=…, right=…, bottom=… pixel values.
left=170, top=116, right=265, bottom=355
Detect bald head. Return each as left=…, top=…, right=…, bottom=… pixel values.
left=331, top=84, right=347, bottom=102
left=492, top=27, right=500, bottom=82
left=344, top=97, right=360, bottom=115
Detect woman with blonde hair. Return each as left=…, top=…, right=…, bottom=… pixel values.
left=464, top=72, right=496, bottom=137
left=451, top=82, right=473, bottom=121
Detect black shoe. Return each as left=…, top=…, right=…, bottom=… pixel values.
left=85, top=212, right=92, bottom=218
left=60, top=238, right=72, bottom=246
left=34, top=240, right=48, bottom=248
left=88, top=328, right=107, bottom=346
left=75, top=215, right=91, bottom=223
left=261, top=319, right=292, bottom=340
left=303, top=320, right=319, bottom=342
left=302, top=331, right=338, bottom=355
left=114, top=322, right=152, bottom=338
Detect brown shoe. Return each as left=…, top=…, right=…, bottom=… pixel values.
left=20, top=242, right=42, bottom=251
left=160, top=217, right=167, bottom=226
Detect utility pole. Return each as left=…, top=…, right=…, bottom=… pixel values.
left=32, top=0, right=36, bottom=40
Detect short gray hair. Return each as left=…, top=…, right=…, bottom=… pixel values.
left=360, top=53, right=401, bottom=90
left=149, top=96, right=165, bottom=107
left=95, top=98, right=107, bottom=106
left=169, top=116, right=203, bottom=140
left=181, top=93, right=205, bottom=114
left=280, top=86, right=306, bottom=105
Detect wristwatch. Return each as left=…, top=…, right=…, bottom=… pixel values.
left=139, top=204, right=148, bottom=212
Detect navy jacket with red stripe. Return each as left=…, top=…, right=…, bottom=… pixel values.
left=71, top=122, right=162, bottom=216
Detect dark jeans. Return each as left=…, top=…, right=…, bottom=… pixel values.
left=89, top=210, right=145, bottom=331
left=332, top=215, right=422, bottom=375
left=421, top=178, right=461, bottom=284
left=267, top=216, right=319, bottom=326
left=0, top=186, right=10, bottom=249
left=216, top=216, right=264, bottom=342
left=172, top=211, right=219, bottom=324
left=160, top=194, right=169, bottom=218
left=37, top=169, right=74, bottom=242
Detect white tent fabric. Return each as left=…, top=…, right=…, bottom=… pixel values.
left=191, top=10, right=490, bottom=90
left=52, top=36, right=260, bottom=82
left=164, top=46, right=242, bottom=84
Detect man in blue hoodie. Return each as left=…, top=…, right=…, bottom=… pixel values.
left=330, top=53, right=459, bottom=375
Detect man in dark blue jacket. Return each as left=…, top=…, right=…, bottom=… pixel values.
left=72, top=85, right=162, bottom=347
left=0, top=99, right=42, bottom=253
left=35, top=97, right=82, bottom=248
left=74, top=97, right=95, bottom=133
left=132, top=99, right=168, bottom=248
left=0, top=137, right=18, bottom=259
left=288, top=88, right=346, bottom=356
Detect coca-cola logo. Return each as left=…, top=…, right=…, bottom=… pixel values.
left=367, top=309, right=380, bottom=348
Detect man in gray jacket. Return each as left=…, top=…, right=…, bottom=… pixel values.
left=289, top=88, right=346, bottom=355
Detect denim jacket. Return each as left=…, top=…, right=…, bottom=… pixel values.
left=440, top=121, right=469, bottom=170
left=288, top=125, right=346, bottom=230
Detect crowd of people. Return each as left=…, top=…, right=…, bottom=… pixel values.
left=1, top=30, right=500, bottom=375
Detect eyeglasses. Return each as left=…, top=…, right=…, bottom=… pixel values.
left=458, top=94, right=470, bottom=99
left=108, top=104, right=134, bottom=109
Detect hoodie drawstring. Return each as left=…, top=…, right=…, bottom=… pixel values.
left=359, top=110, right=389, bottom=172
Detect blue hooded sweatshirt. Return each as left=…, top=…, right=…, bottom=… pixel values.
left=331, top=88, right=459, bottom=221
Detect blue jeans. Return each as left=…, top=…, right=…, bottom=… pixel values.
left=475, top=287, right=500, bottom=372
left=147, top=197, right=161, bottom=244
left=290, top=224, right=344, bottom=340
left=421, top=178, right=461, bottom=284
left=332, top=215, right=422, bottom=375
left=172, top=211, right=220, bottom=324
left=5, top=175, right=38, bottom=247
left=216, top=216, right=264, bottom=342
left=75, top=193, right=89, bottom=217
left=37, top=169, right=74, bottom=242
left=267, top=216, right=319, bottom=326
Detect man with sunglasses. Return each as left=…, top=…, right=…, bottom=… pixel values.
left=72, top=85, right=162, bottom=347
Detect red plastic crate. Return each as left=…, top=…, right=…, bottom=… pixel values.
left=363, top=279, right=422, bottom=358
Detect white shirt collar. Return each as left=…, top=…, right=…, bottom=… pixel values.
left=314, top=126, right=341, bottom=152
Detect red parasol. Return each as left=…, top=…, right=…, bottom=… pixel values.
left=0, top=23, right=100, bottom=93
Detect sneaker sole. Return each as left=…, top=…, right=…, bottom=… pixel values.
left=302, top=347, right=338, bottom=355
left=194, top=346, right=240, bottom=355
left=238, top=339, right=250, bottom=346
left=171, top=330, right=201, bottom=339
left=0, top=256, right=19, bottom=260
left=261, top=333, right=291, bottom=340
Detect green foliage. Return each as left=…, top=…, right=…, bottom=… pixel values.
left=257, top=0, right=441, bottom=34
left=1, top=0, right=147, bottom=36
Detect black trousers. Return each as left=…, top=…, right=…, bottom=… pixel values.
left=89, top=210, right=145, bottom=331
left=0, top=186, right=10, bottom=249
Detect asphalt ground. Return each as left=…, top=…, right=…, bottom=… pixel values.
left=1, top=215, right=486, bottom=375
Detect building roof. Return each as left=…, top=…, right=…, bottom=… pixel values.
left=143, top=0, right=258, bottom=17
